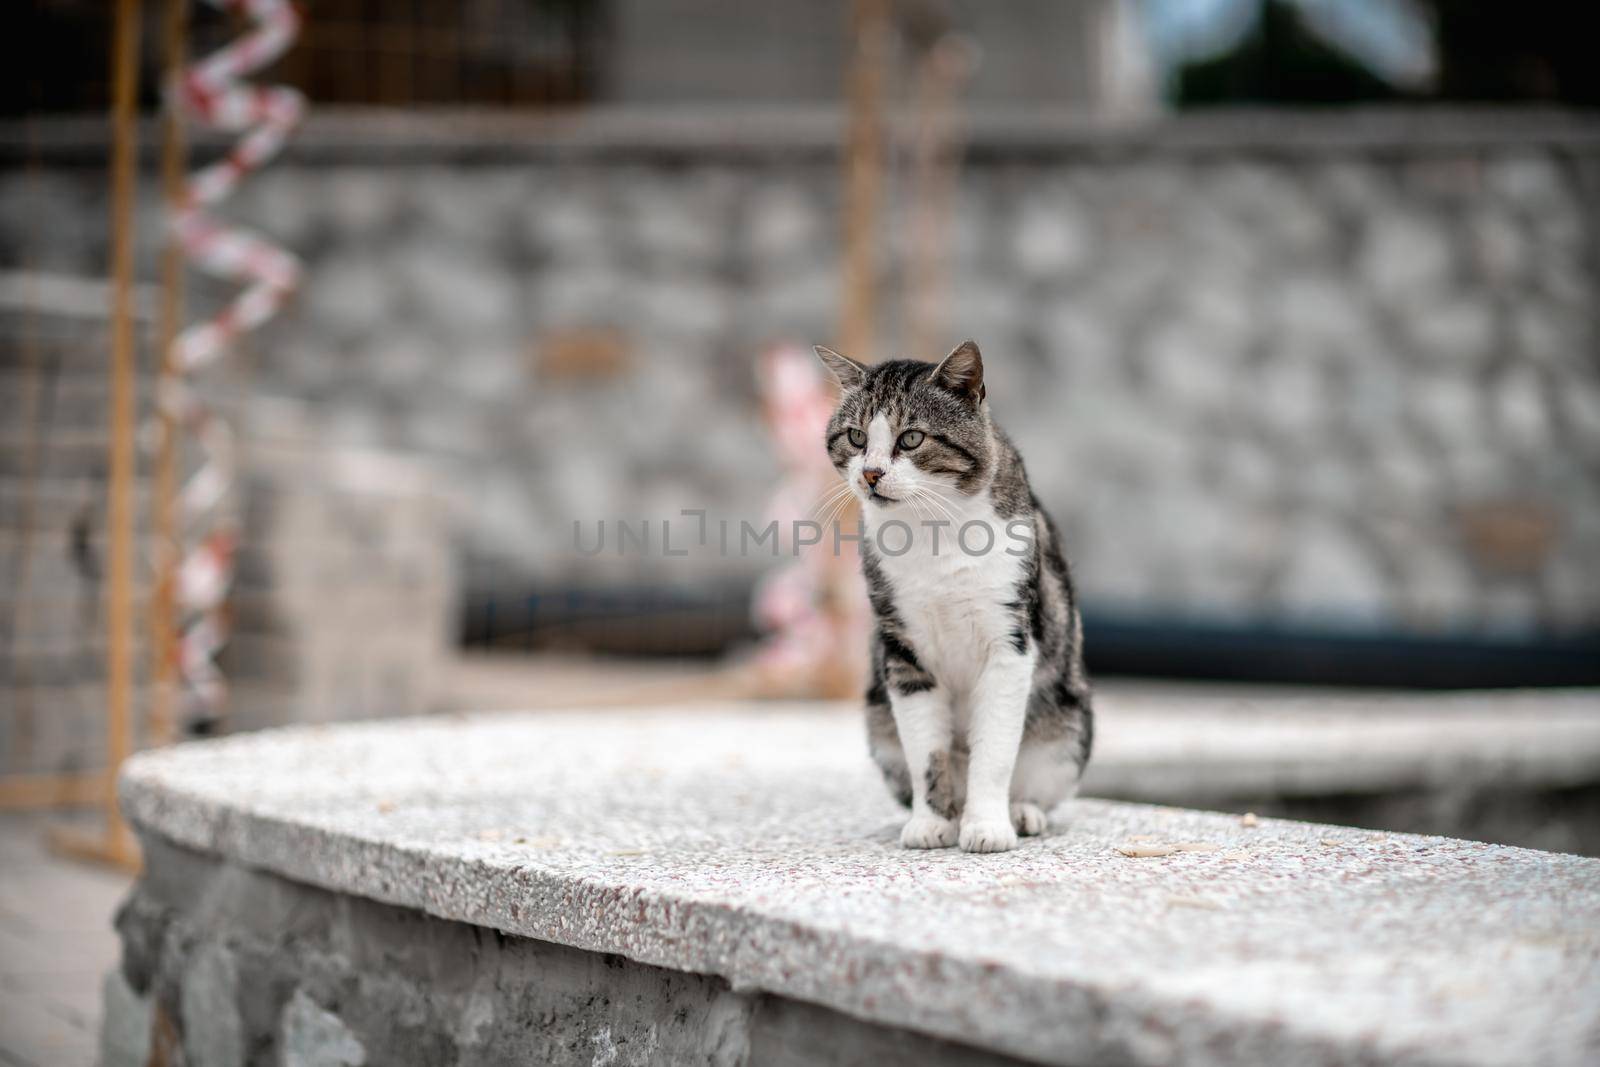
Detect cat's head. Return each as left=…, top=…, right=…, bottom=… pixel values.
left=815, top=340, right=994, bottom=510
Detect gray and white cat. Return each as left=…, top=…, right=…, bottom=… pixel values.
left=816, top=340, right=1093, bottom=853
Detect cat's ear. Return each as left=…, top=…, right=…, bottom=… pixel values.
left=814, top=345, right=868, bottom=390
left=934, top=339, right=985, bottom=403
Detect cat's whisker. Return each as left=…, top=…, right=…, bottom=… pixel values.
left=920, top=487, right=958, bottom=522
left=821, top=482, right=864, bottom=535
left=909, top=490, right=948, bottom=534
left=819, top=492, right=855, bottom=535
left=922, top=494, right=966, bottom=534
left=918, top=482, right=962, bottom=512
left=906, top=494, right=932, bottom=526
left=815, top=500, right=851, bottom=535
left=807, top=481, right=855, bottom=520
left=921, top=498, right=957, bottom=533
left=810, top=494, right=858, bottom=535
left=904, top=489, right=930, bottom=525
left=912, top=485, right=959, bottom=528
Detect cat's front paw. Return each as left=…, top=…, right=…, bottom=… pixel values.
left=900, top=812, right=959, bottom=849
left=959, top=815, right=1019, bottom=853
left=1010, top=802, right=1047, bottom=836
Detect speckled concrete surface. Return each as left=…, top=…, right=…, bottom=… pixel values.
left=120, top=705, right=1600, bottom=1067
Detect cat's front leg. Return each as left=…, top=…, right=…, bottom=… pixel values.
left=889, top=685, right=959, bottom=849
left=960, top=649, right=1035, bottom=853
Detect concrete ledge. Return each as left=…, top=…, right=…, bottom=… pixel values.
left=1085, top=686, right=1600, bottom=802
left=1085, top=686, right=1600, bottom=855
left=118, top=706, right=1600, bottom=1066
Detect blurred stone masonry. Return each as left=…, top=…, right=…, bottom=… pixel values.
left=224, top=399, right=457, bottom=734
left=3, top=108, right=1600, bottom=636
left=0, top=284, right=456, bottom=777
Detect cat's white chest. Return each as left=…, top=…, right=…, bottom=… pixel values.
left=868, top=506, right=1026, bottom=699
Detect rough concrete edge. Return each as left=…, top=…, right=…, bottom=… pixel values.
left=1085, top=746, right=1600, bottom=803
left=1093, top=689, right=1600, bottom=800
left=116, top=757, right=1545, bottom=1067
left=101, top=968, right=152, bottom=1067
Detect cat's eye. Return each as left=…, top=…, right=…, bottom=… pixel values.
left=847, top=428, right=867, bottom=448
left=897, top=430, right=925, bottom=450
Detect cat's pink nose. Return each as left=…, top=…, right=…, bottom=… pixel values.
left=862, top=467, right=885, bottom=487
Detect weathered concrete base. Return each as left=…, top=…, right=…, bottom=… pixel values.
left=108, top=834, right=1028, bottom=1067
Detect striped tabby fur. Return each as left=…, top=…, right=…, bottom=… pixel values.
left=817, top=340, right=1093, bottom=852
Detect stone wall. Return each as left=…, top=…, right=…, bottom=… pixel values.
left=108, top=834, right=1029, bottom=1067
left=4, top=109, right=1598, bottom=639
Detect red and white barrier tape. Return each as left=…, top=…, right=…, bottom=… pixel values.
left=162, top=0, right=304, bottom=722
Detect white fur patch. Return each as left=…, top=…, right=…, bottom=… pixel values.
left=864, top=491, right=1027, bottom=719
left=865, top=489, right=1040, bottom=852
